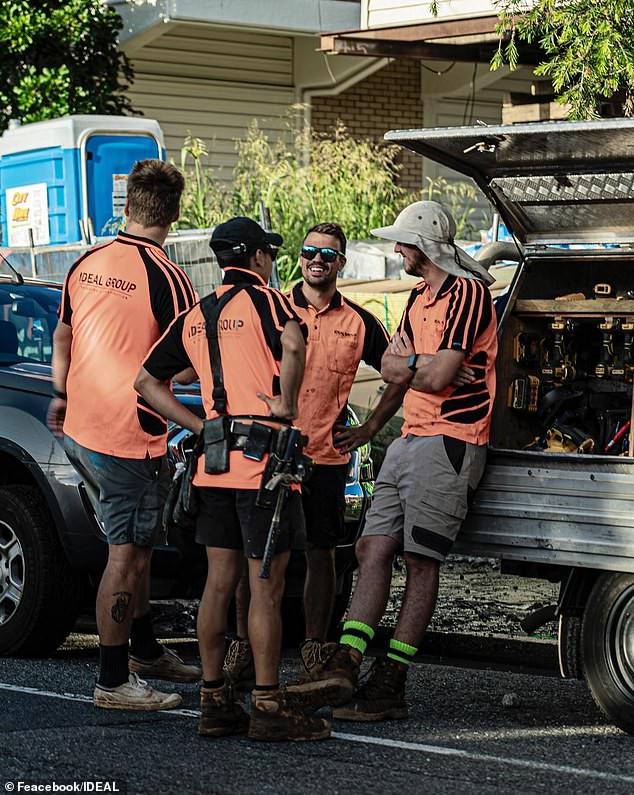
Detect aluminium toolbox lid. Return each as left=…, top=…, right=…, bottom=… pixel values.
left=0, top=115, right=164, bottom=156
left=385, top=118, right=634, bottom=249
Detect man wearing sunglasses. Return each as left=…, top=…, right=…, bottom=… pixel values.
left=286, top=223, right=407, bottom=683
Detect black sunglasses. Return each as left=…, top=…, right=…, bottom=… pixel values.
left=301, top=245, right=343, bottom=264
left=265, top=244, right=278, bottom=261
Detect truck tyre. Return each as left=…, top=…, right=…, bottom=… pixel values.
left=581, top=571, right=634, bottom=734
left=558, top=613, right=583, bottom=679
left=0, top=485, right=83, bottom=656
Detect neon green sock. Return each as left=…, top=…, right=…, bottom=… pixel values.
left=340, top=619, right=375, bottom=656
left=387, top=638, right=417, bottom=666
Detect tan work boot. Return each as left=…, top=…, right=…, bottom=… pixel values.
left=285, top=643, right=359, bottom=710
left=129, top=645, right=202, bottom=683
left=297, top=639, right=337, bottom=683
left=333, top=656, right=408, bottom=722
left=248, top=689, right=331, bottom=742
left=223, top=637, right=256, bottom=691
left=198, top=684, right=250, bottom=737
left=94, top=673, right=183, bottom=711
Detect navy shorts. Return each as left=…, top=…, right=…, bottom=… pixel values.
left=195, top=487, right=304, bottom=559
left=64, top=435, right=170, bottom=547
left=301, top=463, right=348, bottom=549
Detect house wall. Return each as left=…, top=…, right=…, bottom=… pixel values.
left=362, top=0, right=501, bottom=28
left=310, top=59, right=423, bottom=191
left=125, top=24, right=296, bottom=179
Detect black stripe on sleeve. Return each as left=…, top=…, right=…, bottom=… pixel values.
left=140, top=247, right=193, bottom=333
left=440, top=280, right=493, bottom=355
left=59, top=244, right=110, bottom=324
left=270, top=289, right=308, bottom=342
left=344, top=298, right=389, bottom=372
left=246, top=287, right=285, bottom=360
left=142, top=312, right=192, bottom=381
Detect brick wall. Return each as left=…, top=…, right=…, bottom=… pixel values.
left=311, top=60, right=422, bottom=191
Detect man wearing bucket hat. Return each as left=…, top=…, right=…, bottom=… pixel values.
left=288, top=201, right=497, bottom=720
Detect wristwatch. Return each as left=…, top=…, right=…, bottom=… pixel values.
left=407, top=353, right=418, bottom=372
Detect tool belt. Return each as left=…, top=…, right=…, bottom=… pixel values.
left=203, top=415, right=287, bottom=474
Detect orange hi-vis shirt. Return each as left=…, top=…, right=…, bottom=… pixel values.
left=60, top=231, right=197, bottom=458
left=287, top=284, right=390, bottom=464
left=399, top=274, right=497, bottom=445
left=143, top=267, right=308, bottom=489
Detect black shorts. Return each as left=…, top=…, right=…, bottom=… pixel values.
left=195, top=487, right=304, bottom=559
left=302, top=463, right=348, bottom=549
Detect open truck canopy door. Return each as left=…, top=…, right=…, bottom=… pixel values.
left=386, top=119, right=634, bottom=248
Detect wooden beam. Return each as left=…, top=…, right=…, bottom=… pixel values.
left=319, top=36, right=542, bottom=66
left=327, top=15, right=501, bottom=43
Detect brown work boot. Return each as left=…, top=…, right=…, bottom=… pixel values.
left=285, top=643, right=359, bottom=709
left=297, top=639, right=337, bottom=683
left=223, top=637, right=255, bottom=691
left=248, top=689, right=331, bottom=742
left=333, top=656, right=408, bottom=722
left=198, top=684, right=250, bottom=737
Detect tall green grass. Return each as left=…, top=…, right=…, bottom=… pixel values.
left=177, top=121, right=481, bottom=289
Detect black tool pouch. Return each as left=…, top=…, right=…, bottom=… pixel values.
left=203, top=416, right=230, bottom=474
left=163, top=436, right=202, bottom=532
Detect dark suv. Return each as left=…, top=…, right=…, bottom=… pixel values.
left=0, top=270, right=372, bottom=655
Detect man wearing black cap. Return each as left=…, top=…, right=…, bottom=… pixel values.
left=135, top=216, right=331, bottom=742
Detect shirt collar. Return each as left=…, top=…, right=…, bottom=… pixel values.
left=424, top=274, right=457, bottom=303
left=222, top=267, right=267, bottom=287
left=292, top=283, right=342, bottom=311
left=117, top=230, right=165, bottom=252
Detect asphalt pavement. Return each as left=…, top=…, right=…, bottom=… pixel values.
left=1, top=638, right=633, bottom=795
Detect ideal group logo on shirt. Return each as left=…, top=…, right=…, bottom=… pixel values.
left=78, top=271, right=137, bottom=295
left=187, top=318, right=244, bottom=338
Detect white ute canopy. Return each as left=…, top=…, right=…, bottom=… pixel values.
left=386, top=119, right=634, bottom=248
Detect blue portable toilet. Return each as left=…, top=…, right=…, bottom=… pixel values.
left=0, top=115, right=165, bottom=246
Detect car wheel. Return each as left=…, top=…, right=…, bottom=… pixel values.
left=581, top=571, right=634, bottom=734
left=0, top=485, right=84, bottom=655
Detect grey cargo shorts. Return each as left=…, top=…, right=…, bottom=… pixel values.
left=361, top=434, right=487, bottom=561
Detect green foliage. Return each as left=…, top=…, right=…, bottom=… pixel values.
left=178, top=121, right=408, bottom=288
left=492, top=0, right=634, bottom=118
left=177, top=121, right=482, bottom=289
left=0, top=0, right=136, bottom=132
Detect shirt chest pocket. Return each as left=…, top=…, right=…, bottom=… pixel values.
left=327, top=336, right=359, bottom=374
left=418, top=317, right=446, bottom=352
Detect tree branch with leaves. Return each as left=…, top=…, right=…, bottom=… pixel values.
left=492, top=0, right=634, bottom=119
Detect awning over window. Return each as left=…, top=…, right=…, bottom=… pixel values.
left=320, top=15, right=540, bottom=64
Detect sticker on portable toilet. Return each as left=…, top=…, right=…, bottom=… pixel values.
left=6, top=183, right=50, bottom=247
left=112, top=174, right=128, bottom=217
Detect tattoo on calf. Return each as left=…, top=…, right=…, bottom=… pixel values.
left=111, top=591, right=132, bottom=624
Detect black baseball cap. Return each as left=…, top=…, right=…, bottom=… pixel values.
left=209, top=216, right=283, bottom=254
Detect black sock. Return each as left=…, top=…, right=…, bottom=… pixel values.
left=203, top=678, right=224, bottom=690
left=98, top=643, right=129, bottom=688
left=253, top=683, right=279, bottom=692
left=130, top=612, right=163, bottom=660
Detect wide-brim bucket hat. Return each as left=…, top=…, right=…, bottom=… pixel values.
left=372, top=201, right=495, bottom=285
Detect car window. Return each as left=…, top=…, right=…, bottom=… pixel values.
left=0, top=284, right=60, bottom=365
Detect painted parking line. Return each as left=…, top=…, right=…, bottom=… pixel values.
left=331, top=731, right=634, bottom=784
left=2, top=682, right=633, bottom=785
